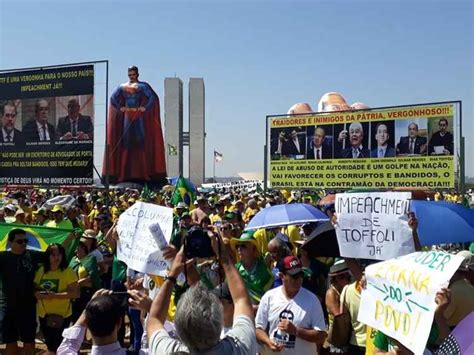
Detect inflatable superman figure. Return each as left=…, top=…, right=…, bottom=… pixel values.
left=103, top=66, right=166, bottom=186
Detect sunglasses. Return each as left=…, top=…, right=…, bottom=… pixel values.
left=287, top=272, right=304, bottom=279
left=14, top=239, right=28, bottom=245
left=236, top=244, right=248, bottom=250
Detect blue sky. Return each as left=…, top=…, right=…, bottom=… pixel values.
left=1, top=0, right=472, bottom=179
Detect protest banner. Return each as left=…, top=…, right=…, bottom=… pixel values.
left=201, top=180, right=263, bottom=191
left=116, top=201, right=174, bottom=275
left=358, top=251, right=464, bottom=354
left=0, top=65, right=94, bottom=186
left=335, top=192, right=414, bottom=260
left=267, top=102, right=460, bottom=189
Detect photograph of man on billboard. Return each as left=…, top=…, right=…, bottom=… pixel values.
left=428, top=117, right=454, bottom=156
left=0, top=101, right=25, bottom=146
left=370, top=121, right=395, bottom=158
left=335, top=122, right=370, bottom=159
left=56, top=96, right=93, bottom=141
left=272, top=127, right=306, bottom=160
left=395, top=120, right=428, bottom=156
left=306, top=125, right=333, bottom=159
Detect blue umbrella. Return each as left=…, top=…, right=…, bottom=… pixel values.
left=245, top=203, right=329, bottom=230
left=411, top=201, right=474, bottom=246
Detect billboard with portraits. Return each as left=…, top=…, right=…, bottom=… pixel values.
left=0, top=65, right=94, bottom=186
left=267, top=102, right=460, bottom=189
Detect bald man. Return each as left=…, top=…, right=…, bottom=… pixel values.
left=23, top=99, right=55, bottom=142
left=338, top=122, right=370, bottom=159
left=287, top=103, right=313, bottom=115
left=56, top=98, right=93, bottom=140
left=317, top=92, right=351, bottom=112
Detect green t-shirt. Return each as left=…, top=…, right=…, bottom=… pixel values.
left=373, top=324, right=439, bottom=352
left=112, top=255, right=127, bottom=282
left=235, top=257, right=273, bottom=304
left=69, top=254, right=101, bottom=290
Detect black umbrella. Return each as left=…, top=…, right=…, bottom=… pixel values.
left=300, top=221, right=340, bottom=257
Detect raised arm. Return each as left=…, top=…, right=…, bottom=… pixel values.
left=408, top=212, right=422, bottom=251
left=146, top=247, right=194, bottom=337
left=211, top=231, right=254, bottom=320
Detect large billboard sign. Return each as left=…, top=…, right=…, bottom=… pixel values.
left=267, top=102, right=460, bottom=189
left=0, top=65, right=94, bottom=186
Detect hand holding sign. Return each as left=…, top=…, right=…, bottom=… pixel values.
left=116, top=202, right=173, bottom=276
left=358, top=251, right=464, bottom=354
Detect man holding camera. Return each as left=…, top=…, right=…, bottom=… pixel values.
left=146, top=234, right=257, bottom=354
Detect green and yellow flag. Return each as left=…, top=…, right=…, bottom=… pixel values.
left=0, top=223, right=78, bottom=262
left=170, top=176, right=196, bottom=207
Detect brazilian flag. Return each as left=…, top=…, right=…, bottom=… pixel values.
left=0, top=223, right=78, bottom=262
left=171, top=176, right=196, bottom=207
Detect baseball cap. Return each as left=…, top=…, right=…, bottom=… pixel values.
left=457, top=250, right=474, bottom=272
left=277, top=256, right=303, bottom=276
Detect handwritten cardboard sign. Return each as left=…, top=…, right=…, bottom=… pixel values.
left=117, top=202, right=173, bottom=275
left=358, top=251, right=463, bottom=355
left=335, top=192, right=414, bottom=260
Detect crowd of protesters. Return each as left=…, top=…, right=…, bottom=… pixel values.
left=0, top=185, right=473, bottom=355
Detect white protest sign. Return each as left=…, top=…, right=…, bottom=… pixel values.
left=335, top=192, right=414, bottom=260
left=117, top=202, right=173, bottom=275
left=358, top=251, right=463, bottom=355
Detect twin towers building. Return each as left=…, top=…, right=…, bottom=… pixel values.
left=164, top=78, right=205, bottom=186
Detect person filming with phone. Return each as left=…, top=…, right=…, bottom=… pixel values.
left=146, top=232, right=257, bottom=354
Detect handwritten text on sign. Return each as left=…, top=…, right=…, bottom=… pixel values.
left=117, top=202, right=173, bottom=276
left=335, top=192, right=413, bottom=260
left=358, top=251, right=463, bottom=355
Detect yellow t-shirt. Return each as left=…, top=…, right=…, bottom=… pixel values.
left=46, top=219, right=74, bottom=230
left=254, top=229, right=275, bottom=256
left=243, top=207, right=258, bottom=222
left=281, top=225, right=301, bottom=247
left=34, top=266, right=78, bottom=318
left=146, top=275, right=176, bottom=321
left=342, top=281, right=366, bottom=347
left=210, top=214, right=223, bottom=224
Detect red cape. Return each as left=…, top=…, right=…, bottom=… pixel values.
left=102, top=82, right=167, bottom=185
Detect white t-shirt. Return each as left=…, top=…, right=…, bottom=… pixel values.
left=255, top=286, right=326, bottom=355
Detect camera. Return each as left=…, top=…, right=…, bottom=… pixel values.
left=184, top=226, right=215, bottom=259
